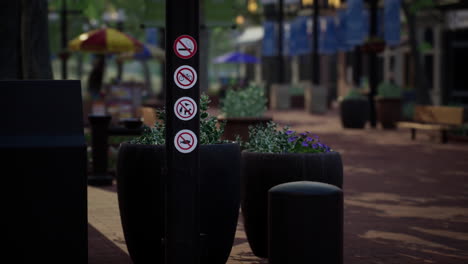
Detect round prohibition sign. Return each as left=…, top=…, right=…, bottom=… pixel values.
left=174, top=129, right=198, bottom=154
left=174, top=35, right=197, bottom=59
left=174, top=65, right=197, bottom=89
left=174, top=97, right=197, bottom=121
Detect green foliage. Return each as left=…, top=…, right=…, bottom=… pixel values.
left=245, top=122, right=332, bottom=154
left=377, top=81, right=402, bottom=98
left=130, top=94, right=226, bottom=145
left=343, top=89, right=366, bottom=101
left=409, top=0, right=435, bottom=14
left=221, top=84, right=267, bottom=118
left=289, top=85, right=304, bottom=96
left=244, top=122, right=291, bottom=153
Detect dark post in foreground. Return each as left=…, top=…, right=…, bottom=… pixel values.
left=368, top=0, right=378, bottom=128
left=165, top=0, right=201, bottom=263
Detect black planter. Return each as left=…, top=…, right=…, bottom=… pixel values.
left=376, top=97, right=402, bottom=129
left=117, top=143, right=241, bottom=264
left=241, top=151, right=343, bottom=258
left=339, top=99, right=369, bottom=129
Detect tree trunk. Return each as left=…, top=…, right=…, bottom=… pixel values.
left=402, top=2, right=431, bottom=105
left=0, top=0, right=53, bottom=79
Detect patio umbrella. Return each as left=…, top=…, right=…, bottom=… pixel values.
left=117, top=44, right=165, bottom=62
left=69, top=28, right=144, bottom=97
left=213, top=51, right=259, bottom=64
left=69, top=28, right=143, bottom=54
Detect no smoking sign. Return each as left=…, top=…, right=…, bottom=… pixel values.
left=174, top=35, right=197, bottom=59
left=174, top=65, right=197, bottom=89
left=174, top=129, right=198, bottom=154
left=174, top=97, right=197, bottom=121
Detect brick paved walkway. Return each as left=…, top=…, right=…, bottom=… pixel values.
left=88, top=109, right=468, bottom=263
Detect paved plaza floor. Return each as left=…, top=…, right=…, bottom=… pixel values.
left=88, top=108, right=468, bottom=264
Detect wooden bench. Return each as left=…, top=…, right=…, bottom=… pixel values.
left=397, top=105, right=465, bottom=143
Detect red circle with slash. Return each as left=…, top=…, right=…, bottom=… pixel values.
left=174, top=65, right=197, bottom=89
left=174, top=35, right=197, bottom=59
left=174, top=129, right=197, bottom=154
left=174, top=97, right=197, bottom=121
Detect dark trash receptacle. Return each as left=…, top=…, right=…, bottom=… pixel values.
left=268, top=181, right=343, bottom=264
left=1, top=80, right=87, bottom=264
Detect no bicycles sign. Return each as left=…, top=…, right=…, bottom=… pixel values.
left=173, top=65, right=197, bottom=89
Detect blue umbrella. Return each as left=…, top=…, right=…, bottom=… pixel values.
left=213, top=51, right=259, bottom=64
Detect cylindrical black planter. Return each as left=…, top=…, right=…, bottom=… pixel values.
left=117, top=143, right=241, bottom=264
left=376, top=98, right=402, bottom=129
left=339, top=99, right=369, bottom=129
left=241, top=151, right=343, bottom=258
left=268, top=181, right=343, bottom=264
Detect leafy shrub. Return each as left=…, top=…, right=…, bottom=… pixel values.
left=130, top=94, right=226, bottom=145
left=244, top=122, right=332, bottom=153
left=221, top=84, right=267, bottom=118
left=377, top=81, right=402, bottom=98
left=343, top=89, right=366, bottom=101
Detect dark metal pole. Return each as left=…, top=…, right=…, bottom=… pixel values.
left=165, top=0, right=200, bottom=263
left=116, top=21, right=124, bottom=82
left=368, top=0, right=378, bottom=128
left=278, top=0, right=284, bottom=84
left=353, top=46, right=361, bottom=88
left=60, top=0, right=68, bottom=79
left=312, top=0, right=320, bottom=85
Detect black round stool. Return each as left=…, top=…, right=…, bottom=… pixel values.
left=268, top=181, right=343, bottom=264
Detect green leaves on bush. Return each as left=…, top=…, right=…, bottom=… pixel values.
left=343, top=89, right=366, bottom=101
left=244, top=122, right=332, bottom=154
left=130, top=94, right=226, bottom=145
left=377, top=81, right=402, bottom=98
left=221, top=84, right=267, bottom=118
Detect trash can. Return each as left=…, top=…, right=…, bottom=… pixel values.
left=268, top=181, right=343, bottom=264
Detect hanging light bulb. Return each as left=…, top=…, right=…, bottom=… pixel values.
left=248, top=0, right=258, bottom=13
left=236, top=15, right=245, bottom=26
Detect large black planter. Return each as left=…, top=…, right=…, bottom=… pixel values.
left=117, top=143, right=240, bottom=264
left=339, top=99, right=369, bottom=129
left=376, top=97, right=402, bottom=129
left=241, top=151, right=343, bottom=258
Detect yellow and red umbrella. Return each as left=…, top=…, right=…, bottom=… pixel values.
left=69, top=28, right=143, bottom=54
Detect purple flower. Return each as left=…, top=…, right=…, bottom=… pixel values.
left=286, top=130, right=294, bottom=135
left=301, top=141, right=309, bottom=147
left=288, top=136, right=298, bottom=142
left=300, top=132, right=308, bottom=136
left=305, top=137, right=314, bottom=142
left=312, top=144, right=318, bottom=149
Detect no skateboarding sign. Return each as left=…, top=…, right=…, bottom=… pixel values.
left=174, top=129, right=197, bottom=154
left=174, top=35, right=197, bottom=59
left=174, top=65, right=197, bottom=89
left=174, top=97, right=197, bottom=121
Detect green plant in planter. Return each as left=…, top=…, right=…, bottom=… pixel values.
left=244, top=122, right=333, bottom=153
left=221, top=84, right=267, bottom=118
left=118, top=94, right=241, bottom=264
left=339, top=89, right=369, bottom=129
left=376, top=80, right=403, bottom=129
left=241, top=121, right=341, bottom=258
left=377, top=81, right=402, bottom=98
left=342, top=88, right=366, bottom=101
left=130, top=94, right=227, bottom=145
